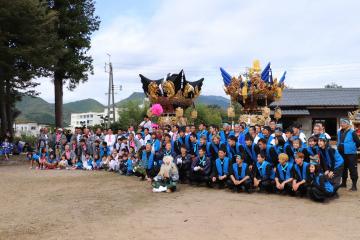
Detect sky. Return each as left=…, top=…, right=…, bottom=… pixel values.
left=36, top=0, right=360, bottom=104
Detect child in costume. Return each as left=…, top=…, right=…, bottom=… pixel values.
left=152, top=155, right=179, bottom=193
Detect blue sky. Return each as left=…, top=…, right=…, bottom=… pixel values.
left=37, top=0, right=360, bottom=104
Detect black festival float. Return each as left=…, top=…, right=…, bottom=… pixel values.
left=220, top=60, right=286, bottom=125
left=139, top=70, right=204, bottom=126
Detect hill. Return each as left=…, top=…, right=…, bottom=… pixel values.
left=16, top=96, right=104, bottom=125
left=15, top=93, right=230, bottom=126
left=116, top=92, right=230, bottom=109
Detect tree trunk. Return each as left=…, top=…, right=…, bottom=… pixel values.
left=54, top=72, right=63, bottom=128
left=0, top=80, right=8, bottom=139
left=5, top=80, right=13, bottom=140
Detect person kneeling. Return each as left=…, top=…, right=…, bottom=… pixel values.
left=254, top=153, right=275, bottom=193
left=210, top=147, right=230, bottom=189
left=190, top=146, right=211, bottom=186
left=227, top=154, right=252, bottom=193
left=308, top=161, right=336, bottom=202
left=275, top=153, right=294, bottom=195
left=152, top=155, right=179, bottom=193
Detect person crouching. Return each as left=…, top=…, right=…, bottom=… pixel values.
left=275, top=153, right=294, bottom=195
left=152, top=155, right=179, bottom=193
left=227, top=154, right=252, bottom=193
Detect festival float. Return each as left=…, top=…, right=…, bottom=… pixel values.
left=220, top=60, right=286, bottom=125
left=139, top=70, right=204, bottom=126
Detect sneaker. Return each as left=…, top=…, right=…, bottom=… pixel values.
left=158, top=186, right=167, bottom=192
left=152, top=188, right=162, bottom=193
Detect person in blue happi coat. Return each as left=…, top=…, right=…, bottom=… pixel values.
left=318, top=134, right=344, bottom=189
left=308, top=161, right=336, bottom=202
left=190, top=146, right=211, bottom=186
left=253, top=152, right=275, bottom=193
left=292, top=152, right=311, bottom=196
left=227, top=154, right=252, bottom=193
left=210, top=147, right=231, bottom=188
left=275, top=153, right=294, bottom=195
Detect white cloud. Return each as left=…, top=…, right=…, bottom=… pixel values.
left=36, top=0, right=360, bottom=104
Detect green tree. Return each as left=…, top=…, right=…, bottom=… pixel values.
left=0, top=0, right=58, bottom=138
left=324, top=82, right=342, bottom=88
left=116, top=101, right=148, bottom=130
left=185, top=104, right=223, bottom=127
left=48, top=0, right=100, bottom=127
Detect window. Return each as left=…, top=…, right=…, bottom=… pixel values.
left=90, top=114, right=93, bottom=118
left=31, top=126, right=36, bottom=130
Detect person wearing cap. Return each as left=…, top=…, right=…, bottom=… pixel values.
left=139, top=115, right=153, bottom=133
left=318, top=134, right=344, bottom=189
left=210, top=147, right=231, bottom=188
left=275, top=153, right=294, bottom=195
left=227, top=154, right=252, bottom=193
left=292, top=152, right=310, bottom=196
left=337, top=118, right=360, bottom=191
left=190, top=145, right=211, bottom=186
left=308, top=161, right=335, bottom=202
left=253, top=152, right=275, bottom=193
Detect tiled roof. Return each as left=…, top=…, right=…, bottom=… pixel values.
left=270, top=88, right=360, bottom=107
left=270, top=109, right=310, bottom=116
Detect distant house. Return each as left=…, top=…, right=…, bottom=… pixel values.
left=14, top=121, right=49, bottom=136
left=270, top=88, right=360, bottom=138
left=70, top=108, right=120, bottom=129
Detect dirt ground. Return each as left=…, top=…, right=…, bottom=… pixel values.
left=0, top=156, right=359, bottom=240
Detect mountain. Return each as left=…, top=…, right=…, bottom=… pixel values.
left=15, top=92, right=230, bottom=126
left=116, top=92, right=230, bottom=109
left=16, top=96, right=104, bottom=125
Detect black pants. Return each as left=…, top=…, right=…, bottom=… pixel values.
left=275, top=182, right=294, bottom=195
left=177, top=164, right=191, bottom=183
left=341, top=153, right=358, bottom=184
left=189, top=171, right=210, bottom=185
left=259, top=179, right=275, bottom=193
left=294, top=183, right=309, bottom=196
left=210, top=176, right=228, bottom=188
left=330, top=166, right=344, bottom=189
left=309, top=186, right=333, bottom=202
left=227, top=179, right=252, bottom=192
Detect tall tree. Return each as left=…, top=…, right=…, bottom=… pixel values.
left=48, top=0, right=100, bottom=127
left=0, top=0, right=58, bottom=138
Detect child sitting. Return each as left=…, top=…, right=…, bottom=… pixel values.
left=109, top=150, right=120, bottom=172
left=275, top=153, right=294, bottom=195
left=82, top=152, right=93, bottom=170
left=152, top=155, right=179, bottom=193
left=228, top=154, right=252, bottom=193
left=58, top=154, right=69, bottom=169
left=45, top=152, right=58, bottom=169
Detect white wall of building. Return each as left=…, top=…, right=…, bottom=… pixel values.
left=70, top=108, right=119, bottom=129
left=14, top=122, right=49, bottom=136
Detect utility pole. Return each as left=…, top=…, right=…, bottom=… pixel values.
left=105, top=54, right=122, bottom=129
left=105, top=54, right=114, bottom=129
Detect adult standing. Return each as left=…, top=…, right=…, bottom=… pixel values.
left=104, top=128, right=116, bottom=152
left=337, top=118, right=360, bottom=191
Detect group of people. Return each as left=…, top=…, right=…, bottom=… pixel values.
left=23, top=115, right=360, bottom=201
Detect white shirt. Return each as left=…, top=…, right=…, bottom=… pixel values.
left=144, top=134, right=151, bottom=144
left=139, top=120, right=153, bottom=133
left=105, top=134, right=116, bottom=151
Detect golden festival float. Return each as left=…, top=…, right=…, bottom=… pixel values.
left=139, top=70, right=204, bottom=126
left=220, top=60, right=287, bottom=125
